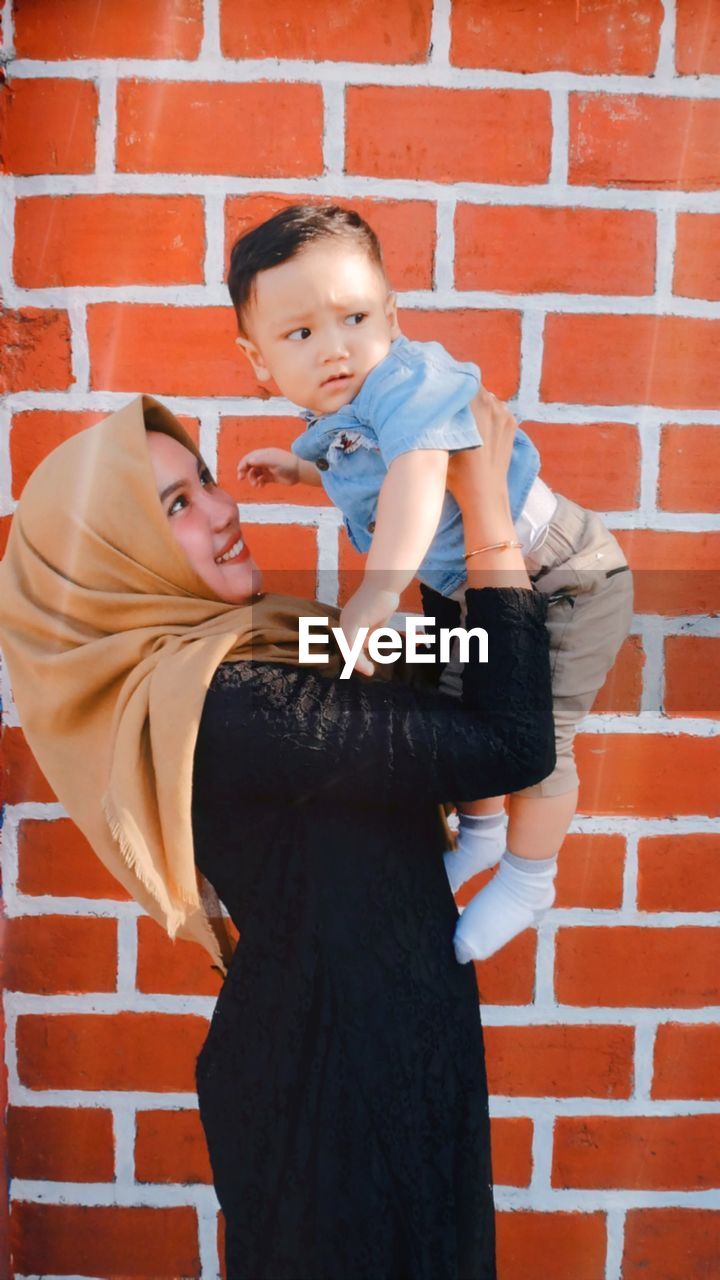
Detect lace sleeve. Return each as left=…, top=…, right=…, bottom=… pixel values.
left=194, top=587, right=555, bottom=811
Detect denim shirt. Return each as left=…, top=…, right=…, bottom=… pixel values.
left=292, top=335, right=540, bottom=596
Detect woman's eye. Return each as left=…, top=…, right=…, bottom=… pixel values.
left=287, top=327, right=312, bottom=341
left=345, top=313, right=366, bottom=326
left=200, top=469, right=215, bottom=487
left=168, top=494, right=188, bottom=517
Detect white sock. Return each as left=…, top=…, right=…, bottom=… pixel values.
left=453, top=850, right=558, bottom=964
left=443, top=811, right=507, bottom=894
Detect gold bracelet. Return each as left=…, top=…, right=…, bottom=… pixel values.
left=464, top=539, right=522, bottom=561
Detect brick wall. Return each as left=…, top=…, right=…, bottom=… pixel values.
left=1, top=1, right=719, bottom=1276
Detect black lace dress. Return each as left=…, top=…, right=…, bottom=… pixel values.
left=192, top=587, right=554, bottom=1280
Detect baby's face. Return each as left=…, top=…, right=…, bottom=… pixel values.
left=237, top=240, right=399, bottom=416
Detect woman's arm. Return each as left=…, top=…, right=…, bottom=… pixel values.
left=194, top=390, right=554, bottom=812
left=194, top=586, right=554, bottom=814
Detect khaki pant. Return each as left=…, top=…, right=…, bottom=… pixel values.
left=445, top=494, right=634, bottom=797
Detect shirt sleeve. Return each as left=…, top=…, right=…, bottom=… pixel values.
left=359, top=347, right=483, bottom=468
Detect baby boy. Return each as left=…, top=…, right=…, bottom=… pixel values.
left=229, top=204, right=634, bottom=964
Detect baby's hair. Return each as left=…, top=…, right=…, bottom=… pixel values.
left=228, top=203, right=387, bottom=333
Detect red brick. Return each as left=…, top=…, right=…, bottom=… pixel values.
left=15, top=0, right=202, bottom=57
left=496, top=1210, right=607, bottom=1280
left=623, top=1209, right=720, bottom=1279
left=17, top=816, right=130, bottom=900
left=399, top=309, right=522, bottom=400
left=570, top=93, right=720, bottom=191
left=10, top=410, right=103, bottom=498
left=452, top=0, right=662, bottom=74
left=15, top=195, right=205, bottom=288
left=3, top=917, right=116, bottom=995
left=0, top=308, right=72, bottom=395
left=222, top=0, right=432, bottom=62
left=0, top=516, right=11, bottom=558
left=226, top=193, right=436, bottom=292
left=491, top=1117, right=533, bottom=1188
left=577, top=733, right=720, bottom=817
left=474, top=932, right=537, bottom=1006
left=0, top=78, right=97, bottom=175
left=664, top=635, right=720, bottom=718
left=486, top=1024, right=633, bottom=1098
left=659, top=423, right=720, bottom=512
left=653, top=1023, right=720, bottom=1100
left=638, top=833, right=720, bottom=912
left=10, top=1201, right=200, bottom=1278
left=135, top=1107, right=212, bottom=1183
left=676, top=0, right=720, bottom=74
left=613, top=529, right=720, bottom=616
left=8, top=1105, right=114, bottom=1181
left=346, top=86, right=551, bottom=184
left=9, top=409, right=199, bottom=498
left=241, top=523, right=319, bottom=599
left=542, top=313, right=720, bottom=409
left=137, top=916, right=227, bottom=997
left=555, top=926, right=720, bottom=1007
left=590, top=636, right=644, bottom=715
left=87, top=303, right=254, bottom=396
left=16, top=1012, right=208, bottom=1091
left=525, top=422, right=640, bottom=511
left=1, top=729, right=56, bottom=804
left=553, top=1114, right=720, bottom=1189
left=674, top=213, right=720, bottom=300
left=554, top=833, right=626, bottom=910
left=117, top=80, right=323, bottom=176
left=217, top=416, right=332, bottom=506
left=455, top=205, right=655, bottom=295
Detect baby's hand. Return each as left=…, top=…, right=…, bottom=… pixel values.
left=237, top=447, right=299, bottom=488
left=339, top=582, right=401, bottom=677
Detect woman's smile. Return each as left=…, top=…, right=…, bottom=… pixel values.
left=215, top=533, right=249, bottom=565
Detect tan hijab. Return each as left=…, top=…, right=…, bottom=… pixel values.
left=0, top=395, right=347, bottom=977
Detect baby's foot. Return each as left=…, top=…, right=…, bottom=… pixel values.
left=453, top=851, right=557, bottom=964
left=443, top=811, right=507, bottom=894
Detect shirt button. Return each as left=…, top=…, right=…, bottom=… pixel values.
left=368, top=519, right=376, bottom=533
left=316, top=458, right=329, bottom=472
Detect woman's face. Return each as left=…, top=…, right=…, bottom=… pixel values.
left=147, top=432, right=263, bottom=603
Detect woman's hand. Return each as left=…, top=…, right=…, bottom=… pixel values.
left=445, top=389, right=516, bottom=523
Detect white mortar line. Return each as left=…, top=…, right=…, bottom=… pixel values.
left=115, top=915, right=138, bottom=996
left=200, top=0, right=221, bottom=61
left=111, top=1102, right=136, bottom=1190
left=656, top=0, right=678, bottom=81
left=622, top=831, right=640, bottom=912
left=67, top=298, right=90, bottom=392
left=95, top=75, right=117, bottom=181
left=203, top=190, right=225, bottom=290
left=322, top=81, right=346, bottom=176
left=198, top=404, right=220, bottom=477
left=434, top=196, right=455, bottom=292
left=429, top=0, right=451, bottom=67
left=549, top=89, right=569, bottom=186
left=633, top=1021, right=658, bottom=1102
left=9, top=57, right=720, bottom=97
left=10, top=172, right=720, bottom=216
left=315, top=510, right=340, bottom=606
left=605, top=1207, right=627, bottom=1280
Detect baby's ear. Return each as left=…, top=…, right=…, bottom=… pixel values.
left=235, top=334, right=271, bottom=382
left=385, top=292, right=400, bottom=338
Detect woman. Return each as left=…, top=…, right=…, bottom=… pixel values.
left=0, top=390, right=554, bottom=1280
